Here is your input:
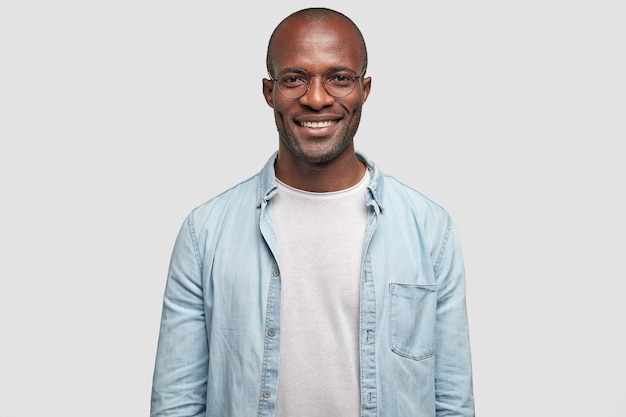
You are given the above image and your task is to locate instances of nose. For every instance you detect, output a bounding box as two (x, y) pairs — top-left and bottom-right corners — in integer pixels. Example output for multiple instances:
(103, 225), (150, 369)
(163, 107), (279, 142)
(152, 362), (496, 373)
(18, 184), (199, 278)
(299, 74), (335, 110)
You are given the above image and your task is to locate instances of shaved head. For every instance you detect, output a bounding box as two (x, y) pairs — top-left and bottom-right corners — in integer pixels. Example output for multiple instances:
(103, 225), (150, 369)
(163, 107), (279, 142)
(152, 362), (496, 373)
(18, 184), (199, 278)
(266, 8), (368, 77)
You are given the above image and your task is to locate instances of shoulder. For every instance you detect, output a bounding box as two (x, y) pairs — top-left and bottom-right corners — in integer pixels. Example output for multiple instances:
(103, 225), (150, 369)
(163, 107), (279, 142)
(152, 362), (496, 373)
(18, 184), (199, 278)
(188, 172), (261, 230)
(380, 173), (450, 221)
(359, 151), (449, 221)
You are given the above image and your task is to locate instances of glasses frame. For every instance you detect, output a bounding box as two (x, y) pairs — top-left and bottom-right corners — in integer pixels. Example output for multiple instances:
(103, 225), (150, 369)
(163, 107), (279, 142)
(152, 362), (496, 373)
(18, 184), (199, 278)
(269, 67), (367, 99)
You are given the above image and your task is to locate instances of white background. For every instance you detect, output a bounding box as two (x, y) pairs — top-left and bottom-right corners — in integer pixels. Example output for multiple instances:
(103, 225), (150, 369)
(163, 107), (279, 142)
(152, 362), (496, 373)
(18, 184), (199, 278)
(1, 1), (624, 416)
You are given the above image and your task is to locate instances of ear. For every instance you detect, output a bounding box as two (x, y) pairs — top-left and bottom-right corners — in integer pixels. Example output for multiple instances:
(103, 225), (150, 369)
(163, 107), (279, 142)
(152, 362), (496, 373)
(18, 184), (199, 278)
(361, 76), (372, 103)
(262, 78), (275, 108)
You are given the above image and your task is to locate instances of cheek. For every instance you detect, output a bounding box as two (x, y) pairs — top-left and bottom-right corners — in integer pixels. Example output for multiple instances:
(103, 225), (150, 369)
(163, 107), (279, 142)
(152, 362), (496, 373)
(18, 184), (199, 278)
(276, 104), (288, 117)
(344, 92), (365, 112)
(345, 100), (363, 117)
(273, 107), (291, 132)
(272, 98), (293, 118)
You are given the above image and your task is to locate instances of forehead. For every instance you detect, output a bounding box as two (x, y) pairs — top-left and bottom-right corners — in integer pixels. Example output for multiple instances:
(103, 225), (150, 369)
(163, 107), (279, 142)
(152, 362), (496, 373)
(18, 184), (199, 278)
(270, 17), (364, 73)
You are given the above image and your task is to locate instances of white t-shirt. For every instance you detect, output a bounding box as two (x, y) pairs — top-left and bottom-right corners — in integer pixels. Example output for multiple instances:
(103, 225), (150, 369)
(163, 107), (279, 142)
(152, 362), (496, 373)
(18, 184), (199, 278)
(272, 170), (370, 417)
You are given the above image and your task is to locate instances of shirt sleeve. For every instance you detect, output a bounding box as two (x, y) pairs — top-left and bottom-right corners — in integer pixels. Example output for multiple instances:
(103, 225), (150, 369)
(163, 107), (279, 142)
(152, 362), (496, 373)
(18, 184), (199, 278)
(434, 215), (475, 416)
(150, 212), (209, 417)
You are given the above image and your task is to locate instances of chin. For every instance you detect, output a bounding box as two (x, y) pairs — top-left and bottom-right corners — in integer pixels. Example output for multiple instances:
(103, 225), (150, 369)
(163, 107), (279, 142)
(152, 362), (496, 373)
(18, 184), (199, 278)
(290, 139), (351, 165)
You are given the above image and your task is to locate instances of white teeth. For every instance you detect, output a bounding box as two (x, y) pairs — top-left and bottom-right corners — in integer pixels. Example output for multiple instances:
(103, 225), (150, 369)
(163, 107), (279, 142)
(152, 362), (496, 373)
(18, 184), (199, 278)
(300, 120), (335, 128)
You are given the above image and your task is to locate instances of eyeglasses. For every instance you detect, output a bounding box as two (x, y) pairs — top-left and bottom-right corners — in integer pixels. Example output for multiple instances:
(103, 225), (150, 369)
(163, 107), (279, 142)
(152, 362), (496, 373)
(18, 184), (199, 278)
(270, 67), (366, 99)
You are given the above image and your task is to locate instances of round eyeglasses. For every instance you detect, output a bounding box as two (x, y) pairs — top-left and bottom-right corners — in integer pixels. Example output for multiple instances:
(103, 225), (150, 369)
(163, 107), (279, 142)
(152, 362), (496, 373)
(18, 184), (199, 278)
(270, 67), (366, 99)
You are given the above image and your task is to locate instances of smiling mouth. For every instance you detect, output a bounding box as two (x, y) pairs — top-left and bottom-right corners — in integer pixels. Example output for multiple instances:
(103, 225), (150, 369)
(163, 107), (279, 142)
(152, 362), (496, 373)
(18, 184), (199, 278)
(298, 120), (336, 128)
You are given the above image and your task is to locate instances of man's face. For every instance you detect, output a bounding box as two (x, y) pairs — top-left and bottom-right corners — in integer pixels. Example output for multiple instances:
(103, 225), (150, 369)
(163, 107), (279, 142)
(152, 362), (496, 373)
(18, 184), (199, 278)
(263, 18), (371, 165)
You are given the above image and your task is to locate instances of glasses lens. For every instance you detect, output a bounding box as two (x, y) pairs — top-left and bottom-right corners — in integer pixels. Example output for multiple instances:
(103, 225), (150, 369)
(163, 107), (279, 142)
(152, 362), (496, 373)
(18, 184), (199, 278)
(276, 70), (310, 99)
(323, 69), (357, 98)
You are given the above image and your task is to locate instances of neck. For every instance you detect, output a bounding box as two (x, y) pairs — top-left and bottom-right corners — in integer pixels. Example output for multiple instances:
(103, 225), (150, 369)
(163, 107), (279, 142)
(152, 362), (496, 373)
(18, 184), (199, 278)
(275, 148), (366, 192)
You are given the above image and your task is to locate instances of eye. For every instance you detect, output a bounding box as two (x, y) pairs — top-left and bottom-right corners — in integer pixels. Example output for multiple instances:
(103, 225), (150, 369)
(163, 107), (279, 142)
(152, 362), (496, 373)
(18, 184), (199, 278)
(279, 73), (308, 88)
(326, 72), (355, 86)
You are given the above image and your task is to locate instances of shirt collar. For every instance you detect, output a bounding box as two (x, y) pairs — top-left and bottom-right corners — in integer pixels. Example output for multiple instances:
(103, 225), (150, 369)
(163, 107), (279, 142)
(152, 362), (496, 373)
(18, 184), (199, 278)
(256, 151), (384, 211)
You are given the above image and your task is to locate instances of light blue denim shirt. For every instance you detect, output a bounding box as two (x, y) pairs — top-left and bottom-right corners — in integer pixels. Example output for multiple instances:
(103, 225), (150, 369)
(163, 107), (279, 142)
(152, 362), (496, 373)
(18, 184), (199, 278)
(151, 152), (474, 417)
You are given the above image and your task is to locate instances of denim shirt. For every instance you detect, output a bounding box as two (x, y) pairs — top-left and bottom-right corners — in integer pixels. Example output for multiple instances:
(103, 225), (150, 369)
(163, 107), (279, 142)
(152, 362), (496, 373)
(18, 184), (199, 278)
(151, 152), (475, 417)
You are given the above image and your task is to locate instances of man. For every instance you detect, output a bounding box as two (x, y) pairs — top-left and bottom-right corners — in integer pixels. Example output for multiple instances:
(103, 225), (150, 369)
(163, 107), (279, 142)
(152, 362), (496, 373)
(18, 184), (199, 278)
(151, 7), (474, 417)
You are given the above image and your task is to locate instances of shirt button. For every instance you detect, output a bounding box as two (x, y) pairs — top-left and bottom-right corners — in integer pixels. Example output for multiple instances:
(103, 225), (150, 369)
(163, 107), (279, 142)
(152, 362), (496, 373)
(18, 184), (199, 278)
(267, 328), (276, 337)
(272, 268), (280, 277)
(263, 390), (271, 398)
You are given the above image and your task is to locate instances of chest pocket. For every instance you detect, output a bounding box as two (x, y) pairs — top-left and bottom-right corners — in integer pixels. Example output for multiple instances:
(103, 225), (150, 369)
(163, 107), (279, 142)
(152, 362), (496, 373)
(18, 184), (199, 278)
(389, 283), (437, 361)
